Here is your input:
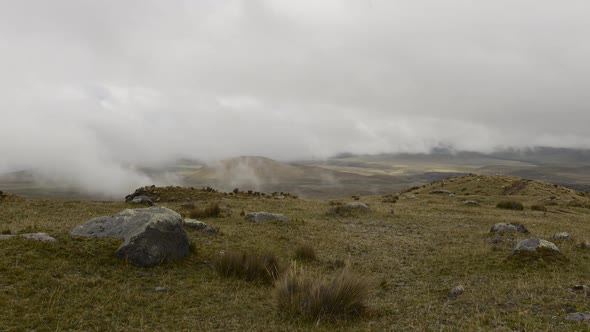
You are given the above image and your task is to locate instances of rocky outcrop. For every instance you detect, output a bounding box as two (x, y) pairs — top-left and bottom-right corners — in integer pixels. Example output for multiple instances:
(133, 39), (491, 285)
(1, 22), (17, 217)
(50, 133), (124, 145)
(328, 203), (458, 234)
(70, 207), (190, 267)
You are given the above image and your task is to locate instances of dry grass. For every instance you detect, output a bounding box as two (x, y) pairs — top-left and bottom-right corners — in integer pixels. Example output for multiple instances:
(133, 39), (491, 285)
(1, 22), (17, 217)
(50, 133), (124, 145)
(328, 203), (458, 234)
(189, 202), (221, 218)
(294, 244), (317, 261)
(531, 204), (548, 212)
(2, 175), (590, 330)
(275, 266), (369, 321)
(496, 200), (524, 210)
(214, 251), (283, 284)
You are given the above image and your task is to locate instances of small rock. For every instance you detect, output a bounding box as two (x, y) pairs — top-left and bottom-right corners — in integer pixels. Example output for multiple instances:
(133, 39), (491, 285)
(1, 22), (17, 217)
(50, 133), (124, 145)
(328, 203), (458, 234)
(572, 285), (590, 294)
(0, 234), (16, 240)
(565, 312), (590, 321)
(462, 200), (479, 206)
(510, 238), (562, 260)
(21, 233), (57, 242)
(490, 223), (529, 234)
(447, 285), (464, 300)
(578, 242), (590, 249)
(131, 195), (154, 206)
(184, 219), (218, 234)
(552, 232), (572, 241)
(154, 287), (168, 293)
(430, 190), (452, 195)
(274, 195), (285, 200)
(449, 194), (456, 197)
(245, 212), (289, 223)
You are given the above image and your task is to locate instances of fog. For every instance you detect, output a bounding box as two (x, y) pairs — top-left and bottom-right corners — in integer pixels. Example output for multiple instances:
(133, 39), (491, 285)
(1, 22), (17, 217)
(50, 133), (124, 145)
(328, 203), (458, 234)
(1, 0), (590, 195)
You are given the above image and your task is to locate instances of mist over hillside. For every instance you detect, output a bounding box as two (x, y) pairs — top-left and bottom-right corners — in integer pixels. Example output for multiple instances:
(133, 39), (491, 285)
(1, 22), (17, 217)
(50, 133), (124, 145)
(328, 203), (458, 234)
(2, 147), (590, 199)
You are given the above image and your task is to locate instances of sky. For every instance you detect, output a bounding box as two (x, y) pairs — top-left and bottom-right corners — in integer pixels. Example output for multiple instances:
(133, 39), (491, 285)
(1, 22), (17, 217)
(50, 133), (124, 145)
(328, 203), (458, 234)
(1, 0), (590, 195)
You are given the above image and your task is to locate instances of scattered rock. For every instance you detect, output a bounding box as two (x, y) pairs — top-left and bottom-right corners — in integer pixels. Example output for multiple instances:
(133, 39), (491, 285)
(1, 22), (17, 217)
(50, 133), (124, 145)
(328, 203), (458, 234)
(70, 207), (190, 267)
(430, 190), (453, 195)
(447, 285), (464, 300)
(181, 200), (195, 209)
(21, 233), (57, 242)
(571, 285), (590, 294)
(552, 232), (572, 241)
(449, 194), (456, 197)
(131, 195), (154, 206)
(125, 187), (149, 202)
(565, 312), (590, 321)
(245, 212), (289, 223)
(578, 242), (590, 249)
(462, 200), (479, 206)
(184, 219), (218, 234)
(0, 234), (16, 240)
(274, 195), (285, 200)
(490, 223), (529, 234)
(510, 238), (562, 260)
(154, 287), (168, 293)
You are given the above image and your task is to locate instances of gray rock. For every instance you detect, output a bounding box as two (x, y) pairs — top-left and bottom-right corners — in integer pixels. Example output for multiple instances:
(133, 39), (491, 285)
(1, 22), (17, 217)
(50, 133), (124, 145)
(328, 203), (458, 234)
(344, 202), (369, 210)
(565, 312), (590, 321)
(154, 287), (168, 292)
(430, 190), (452, 195)
(21, 233), (57, 242)
(571, 285), (590, 293)
(511, 238), (561, 258)
(71, 207), (190, 267)
(184, 219), (217, 234)
(578, 242), (590, 249)
(462, 200), (480, 206)
(245, 212), (289, 223)
(0, 234), (16, 240)
(447, 285), (464, 300)
(131, 195), (154, 206)
(490, 223), (529, 234)
(552, 232), (572, 241)
(274, 195), (285, 200)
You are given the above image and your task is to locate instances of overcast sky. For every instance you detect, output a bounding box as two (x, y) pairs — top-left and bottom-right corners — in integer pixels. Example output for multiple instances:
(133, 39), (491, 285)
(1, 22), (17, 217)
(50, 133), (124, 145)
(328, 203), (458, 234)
(1, 0), (590, 194)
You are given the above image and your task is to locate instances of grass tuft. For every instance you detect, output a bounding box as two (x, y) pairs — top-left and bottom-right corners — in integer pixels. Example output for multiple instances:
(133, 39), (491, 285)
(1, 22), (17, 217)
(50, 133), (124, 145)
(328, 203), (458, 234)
(294, 244), (317, 261)
(214, 251), (283, 284)
(189, 203), (221, 218)
(496, 200), (524, 210)
(275, 266), (369, 321)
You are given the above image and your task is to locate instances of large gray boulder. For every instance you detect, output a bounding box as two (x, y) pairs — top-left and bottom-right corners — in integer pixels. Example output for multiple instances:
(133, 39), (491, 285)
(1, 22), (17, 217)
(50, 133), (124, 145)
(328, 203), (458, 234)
(245, 212), (289, 223)
(71, 207), (189, 267)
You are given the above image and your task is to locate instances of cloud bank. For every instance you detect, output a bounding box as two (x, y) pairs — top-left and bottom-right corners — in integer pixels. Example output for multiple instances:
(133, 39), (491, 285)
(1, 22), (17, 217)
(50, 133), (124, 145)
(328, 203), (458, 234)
(1, 0), (590, 195)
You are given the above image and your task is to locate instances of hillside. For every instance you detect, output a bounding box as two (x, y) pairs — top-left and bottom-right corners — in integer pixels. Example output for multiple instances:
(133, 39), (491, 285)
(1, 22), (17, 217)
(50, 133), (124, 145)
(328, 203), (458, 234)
(2, 175), (590, 330)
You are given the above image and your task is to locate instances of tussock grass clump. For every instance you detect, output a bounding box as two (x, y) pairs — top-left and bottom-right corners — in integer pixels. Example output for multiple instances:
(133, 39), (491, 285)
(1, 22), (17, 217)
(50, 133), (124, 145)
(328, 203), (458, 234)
(294, 244), (317, 261)
(496, 200), (524, 211)
(275, 267), (369, 321)
(214, 251), (282, 284)
(531, 204), (547, 212)
(567, 200), (590, 209)
(189, 202), (221, 218)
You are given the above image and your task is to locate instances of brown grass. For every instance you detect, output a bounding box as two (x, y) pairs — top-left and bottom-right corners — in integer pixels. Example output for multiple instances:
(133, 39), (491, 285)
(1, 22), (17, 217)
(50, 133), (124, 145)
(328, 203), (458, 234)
(294, 244), (317, 261)
(214, 251), (283, 284)
(496, 200), (524, 210)
(189, 202), (221, 218)
(275, 266), (369, 321)
(531, 204), (547, 212)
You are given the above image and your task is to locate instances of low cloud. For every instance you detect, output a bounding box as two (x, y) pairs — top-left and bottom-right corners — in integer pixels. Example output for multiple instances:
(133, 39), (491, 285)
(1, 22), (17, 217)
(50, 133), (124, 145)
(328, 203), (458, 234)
(1, 1), (589, 196)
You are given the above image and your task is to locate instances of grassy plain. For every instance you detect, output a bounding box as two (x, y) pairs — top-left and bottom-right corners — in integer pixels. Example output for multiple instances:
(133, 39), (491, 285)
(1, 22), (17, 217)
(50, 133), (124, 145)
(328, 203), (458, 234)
(1, 175), (590, 330)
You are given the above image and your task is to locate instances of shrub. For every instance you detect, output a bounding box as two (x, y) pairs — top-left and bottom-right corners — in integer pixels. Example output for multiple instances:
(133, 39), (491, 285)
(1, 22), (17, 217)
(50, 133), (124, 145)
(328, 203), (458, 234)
(294, 244), (317, 261)
(496, 200), (524, 210)
(214, 251), (282, 284)
(189, 203), (221, 218)
(275, 266), (369, 321)
(531, 204), (547, 212)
